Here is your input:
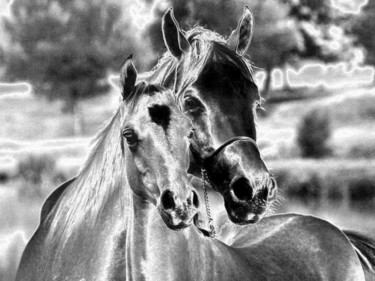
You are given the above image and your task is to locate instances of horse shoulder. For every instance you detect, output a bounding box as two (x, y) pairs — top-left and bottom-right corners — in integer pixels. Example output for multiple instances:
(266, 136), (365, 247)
(231, 214), (365, 280)
(39, 177), (76, 223)
(277, 214), (365, 280)
(258, 213), (360, 257)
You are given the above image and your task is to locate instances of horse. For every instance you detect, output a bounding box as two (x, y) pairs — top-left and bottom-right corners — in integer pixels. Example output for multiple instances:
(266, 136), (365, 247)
(142, 6), (277, 230)
(153, 8), (375, 279)
(15, 56), (199, 280)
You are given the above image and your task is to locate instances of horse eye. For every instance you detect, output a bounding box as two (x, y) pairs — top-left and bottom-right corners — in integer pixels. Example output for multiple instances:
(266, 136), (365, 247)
(187, 129), (194, 139)
(184, 96), (201, 109)
(123, 129), (138, 146)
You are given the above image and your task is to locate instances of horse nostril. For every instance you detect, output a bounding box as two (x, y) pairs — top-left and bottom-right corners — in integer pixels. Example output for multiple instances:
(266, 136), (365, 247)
(232, 177), (253, 201)
(186, 190), (199, 208)
(161, 190), (176, 210)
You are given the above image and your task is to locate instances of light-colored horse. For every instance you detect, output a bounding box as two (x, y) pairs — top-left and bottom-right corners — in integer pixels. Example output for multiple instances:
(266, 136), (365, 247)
(16, 57), (198, 280)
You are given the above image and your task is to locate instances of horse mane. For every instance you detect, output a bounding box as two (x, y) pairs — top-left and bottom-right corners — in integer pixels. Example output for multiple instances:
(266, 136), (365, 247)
(48, 105), (128, 239)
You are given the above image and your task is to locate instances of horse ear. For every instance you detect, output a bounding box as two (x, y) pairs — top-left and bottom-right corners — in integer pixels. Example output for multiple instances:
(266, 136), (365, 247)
(173, 63), (184, 95)
(227, 5), (254, 56)
(162, 7), (190, 59)
(120, 54), (137, 100)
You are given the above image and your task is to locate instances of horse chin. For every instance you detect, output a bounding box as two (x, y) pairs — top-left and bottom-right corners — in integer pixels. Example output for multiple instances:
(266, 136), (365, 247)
(228, 211), (262, 225)
(158, 208), (193, 231)
(224, 199), (265, 225)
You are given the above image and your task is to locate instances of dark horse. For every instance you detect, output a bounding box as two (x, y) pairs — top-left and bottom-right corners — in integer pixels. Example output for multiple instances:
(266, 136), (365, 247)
(149, 6), (375, 277)
(16, 57), (199, 280)
(142, 7), (277, 227)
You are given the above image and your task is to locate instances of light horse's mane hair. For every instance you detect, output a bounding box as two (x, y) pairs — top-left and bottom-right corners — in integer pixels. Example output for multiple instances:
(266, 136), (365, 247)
(48, 82), (168, 239)
(143, 26), (260, 109)
(48, 106), (127, 239)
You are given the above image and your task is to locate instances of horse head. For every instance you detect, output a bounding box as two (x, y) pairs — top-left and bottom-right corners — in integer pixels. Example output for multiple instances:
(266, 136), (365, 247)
(119, 56), (199, 230)
(162, 7), (277, 225)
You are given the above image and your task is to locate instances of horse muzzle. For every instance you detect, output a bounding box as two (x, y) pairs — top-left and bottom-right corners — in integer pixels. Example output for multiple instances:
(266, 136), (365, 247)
(158, 189), (200, 230)
(202, 137), (277, 225)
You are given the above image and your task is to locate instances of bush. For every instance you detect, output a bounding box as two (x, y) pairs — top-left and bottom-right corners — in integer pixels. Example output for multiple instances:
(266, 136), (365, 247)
(297, 109), (331, 158)
(17, 153), (57, 199)
(269, 159), (375, 212)
(347, 144), (375, 159)
(349, 179), (375, 210)
(275, 168), (321, 205)
(0, 171), (10, 183)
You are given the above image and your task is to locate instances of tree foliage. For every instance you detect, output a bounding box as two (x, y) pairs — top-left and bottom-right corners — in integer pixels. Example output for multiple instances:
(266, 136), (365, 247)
(286, 0), (357, 62)
(297, 109), (331, 158)
(249, 0), (303, 97)
(1, 0), (136, 111)
(349, 1), (375, 66)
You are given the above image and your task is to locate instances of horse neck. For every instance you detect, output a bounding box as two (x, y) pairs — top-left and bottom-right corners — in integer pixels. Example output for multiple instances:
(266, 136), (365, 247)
(125, 192), (196, 280)
(48, 108), (128, 241)
(125, 192), (244, 281)
(125, 193), (151, 280)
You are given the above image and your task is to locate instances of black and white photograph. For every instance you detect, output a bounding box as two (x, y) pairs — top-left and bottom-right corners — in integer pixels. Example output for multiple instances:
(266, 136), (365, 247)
(0, 0), (374, 280)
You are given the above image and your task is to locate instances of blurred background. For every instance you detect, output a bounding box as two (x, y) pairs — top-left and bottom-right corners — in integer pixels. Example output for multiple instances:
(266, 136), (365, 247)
(0, 0), (374, 280)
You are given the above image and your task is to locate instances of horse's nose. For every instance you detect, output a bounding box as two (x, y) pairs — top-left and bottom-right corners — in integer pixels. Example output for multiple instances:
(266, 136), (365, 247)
(187, 190), (200, 209)
(160, 189), (199, 226)
(161, 189), (176, 210)
(230, 177), (254, 202)
(161, 189), (199, 210)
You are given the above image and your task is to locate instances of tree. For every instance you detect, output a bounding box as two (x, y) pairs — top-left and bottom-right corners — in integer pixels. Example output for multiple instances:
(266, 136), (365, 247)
(1, 0), (137, 134)
(286, 0), (356, 62)
(297, 109), (331, 158)
(349, 1), (375, 68)
(253, 0), (360, 98)
(249, 0), (304, 98)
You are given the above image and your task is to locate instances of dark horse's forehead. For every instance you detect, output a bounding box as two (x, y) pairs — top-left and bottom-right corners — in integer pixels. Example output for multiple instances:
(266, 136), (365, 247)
(197, 44), (255, 96)
(175, 39), (257, 102)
